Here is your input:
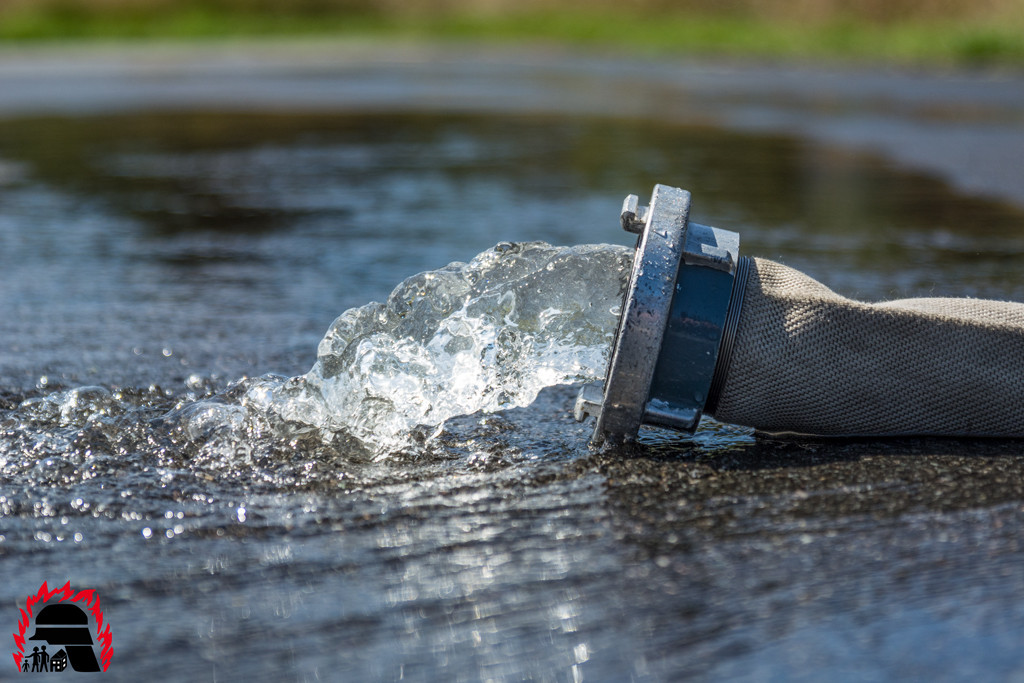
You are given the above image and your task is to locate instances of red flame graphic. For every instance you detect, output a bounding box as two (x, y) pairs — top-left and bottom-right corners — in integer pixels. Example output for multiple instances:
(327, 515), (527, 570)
(11, 581), (113, 672)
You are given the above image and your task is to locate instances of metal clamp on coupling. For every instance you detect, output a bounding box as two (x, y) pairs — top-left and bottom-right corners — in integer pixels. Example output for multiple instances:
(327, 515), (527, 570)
(574, 184), (751, 446)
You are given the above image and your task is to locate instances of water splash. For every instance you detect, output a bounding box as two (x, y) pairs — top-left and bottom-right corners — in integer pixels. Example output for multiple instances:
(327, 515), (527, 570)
(184, 242), (632, 457)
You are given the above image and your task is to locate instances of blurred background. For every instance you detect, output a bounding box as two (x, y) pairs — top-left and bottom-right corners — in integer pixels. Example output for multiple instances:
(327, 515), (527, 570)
(1, 0), (1023, 65)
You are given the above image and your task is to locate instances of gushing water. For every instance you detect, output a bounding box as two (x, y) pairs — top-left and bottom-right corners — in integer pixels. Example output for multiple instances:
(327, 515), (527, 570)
(177, 242), (632, 458)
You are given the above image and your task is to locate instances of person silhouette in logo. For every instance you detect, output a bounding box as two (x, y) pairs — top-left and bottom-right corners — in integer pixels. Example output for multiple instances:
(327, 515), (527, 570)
(28, 603), (101, 672)
(38, 645), (50, 672)
(28, 646), (42, 672)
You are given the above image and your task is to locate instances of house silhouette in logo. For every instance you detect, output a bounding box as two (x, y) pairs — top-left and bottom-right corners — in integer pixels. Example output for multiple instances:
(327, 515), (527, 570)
(29, 603), (101, 672)
(49, 649), (68, 672)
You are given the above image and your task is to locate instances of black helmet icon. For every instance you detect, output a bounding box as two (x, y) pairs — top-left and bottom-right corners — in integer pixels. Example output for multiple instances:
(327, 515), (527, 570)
(29, 603), (101, 672)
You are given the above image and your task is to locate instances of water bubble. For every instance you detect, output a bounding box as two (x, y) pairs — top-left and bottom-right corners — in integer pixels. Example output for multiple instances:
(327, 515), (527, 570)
(57, 386), (116, 426)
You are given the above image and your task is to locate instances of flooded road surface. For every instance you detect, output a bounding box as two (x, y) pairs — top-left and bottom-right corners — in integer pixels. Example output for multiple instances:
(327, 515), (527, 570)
(2, 44), (1024, 681)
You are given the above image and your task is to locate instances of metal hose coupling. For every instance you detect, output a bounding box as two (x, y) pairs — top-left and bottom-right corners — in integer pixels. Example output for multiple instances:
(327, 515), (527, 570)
(574, 184), (751, 446)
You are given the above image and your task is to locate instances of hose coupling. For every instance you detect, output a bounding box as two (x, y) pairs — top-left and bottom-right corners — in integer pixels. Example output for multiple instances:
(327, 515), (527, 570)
(574, 184), (751, 446)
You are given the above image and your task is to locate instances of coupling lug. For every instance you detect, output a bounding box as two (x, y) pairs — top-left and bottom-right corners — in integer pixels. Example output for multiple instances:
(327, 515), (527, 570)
(574, 382), (604, 422)
(620, 194), (649, 234)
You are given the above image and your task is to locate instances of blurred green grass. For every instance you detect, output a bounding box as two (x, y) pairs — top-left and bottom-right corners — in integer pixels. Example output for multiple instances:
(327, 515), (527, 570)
(1, 0), (1023, 66)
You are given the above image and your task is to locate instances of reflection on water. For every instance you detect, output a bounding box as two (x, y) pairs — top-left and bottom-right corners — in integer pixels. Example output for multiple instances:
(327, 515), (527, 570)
(2, 110), (1024, 681)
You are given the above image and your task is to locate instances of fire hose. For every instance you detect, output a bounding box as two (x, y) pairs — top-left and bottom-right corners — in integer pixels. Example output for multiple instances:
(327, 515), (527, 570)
(575, 184), (1024, 444)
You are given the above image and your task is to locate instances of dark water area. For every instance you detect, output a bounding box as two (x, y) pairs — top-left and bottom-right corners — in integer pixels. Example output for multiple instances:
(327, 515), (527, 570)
(3, 54), (1024, 681)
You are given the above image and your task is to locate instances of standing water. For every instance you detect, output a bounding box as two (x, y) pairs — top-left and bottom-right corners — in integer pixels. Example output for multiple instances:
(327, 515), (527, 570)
(3, 54), (1024, 681)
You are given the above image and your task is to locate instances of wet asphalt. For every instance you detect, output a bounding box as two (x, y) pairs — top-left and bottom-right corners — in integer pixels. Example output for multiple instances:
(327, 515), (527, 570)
(1, 42), (1024, 680)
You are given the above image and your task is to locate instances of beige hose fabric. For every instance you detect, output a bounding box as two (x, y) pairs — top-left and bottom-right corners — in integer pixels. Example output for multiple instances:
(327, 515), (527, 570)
(710, 257), (1024, 436)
